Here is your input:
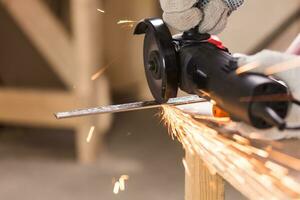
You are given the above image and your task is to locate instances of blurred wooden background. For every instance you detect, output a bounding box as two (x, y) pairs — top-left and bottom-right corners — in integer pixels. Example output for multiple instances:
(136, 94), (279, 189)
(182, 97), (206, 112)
(0, 0), (298, 165)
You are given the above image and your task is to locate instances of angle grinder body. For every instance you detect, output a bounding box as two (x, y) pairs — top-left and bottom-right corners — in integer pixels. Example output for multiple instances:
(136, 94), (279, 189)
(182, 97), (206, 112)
(134, 18), (291, 130)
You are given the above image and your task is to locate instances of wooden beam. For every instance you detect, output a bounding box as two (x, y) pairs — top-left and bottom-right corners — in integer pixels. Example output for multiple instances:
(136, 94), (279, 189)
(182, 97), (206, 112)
(0, 88), (81, 128)
(104, 0), (159, 99)
(267, 18), (300, 52)
(71, 0), (111, 163)
(220, 0), (300, 53)
(185, 152), (225, 200)
(251, 9), (300, 53)
(0, 0), (76, 88)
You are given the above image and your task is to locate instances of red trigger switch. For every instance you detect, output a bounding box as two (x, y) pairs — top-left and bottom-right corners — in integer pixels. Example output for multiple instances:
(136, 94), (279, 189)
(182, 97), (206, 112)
(207, 35), (226, 50)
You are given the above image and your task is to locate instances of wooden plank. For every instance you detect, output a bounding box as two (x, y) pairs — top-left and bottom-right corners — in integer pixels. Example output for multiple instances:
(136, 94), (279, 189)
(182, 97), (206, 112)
(1, 0), (76, 88)
(185, 152), (194, 200)
(0, 88), (81, 128)
(185, 152), (225, 200)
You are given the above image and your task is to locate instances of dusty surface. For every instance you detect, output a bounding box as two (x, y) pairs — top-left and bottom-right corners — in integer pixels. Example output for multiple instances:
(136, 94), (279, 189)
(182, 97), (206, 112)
(0, 110), (245, 200)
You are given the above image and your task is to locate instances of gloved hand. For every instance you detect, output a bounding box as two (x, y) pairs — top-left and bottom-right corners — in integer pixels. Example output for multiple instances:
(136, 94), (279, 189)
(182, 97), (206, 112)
(159, 0), (244, 34)
(236, 49), (300, 140)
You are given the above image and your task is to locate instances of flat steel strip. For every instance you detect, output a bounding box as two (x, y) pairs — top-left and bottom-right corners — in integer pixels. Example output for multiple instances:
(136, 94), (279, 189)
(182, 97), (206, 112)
(55, 95), (206, 119)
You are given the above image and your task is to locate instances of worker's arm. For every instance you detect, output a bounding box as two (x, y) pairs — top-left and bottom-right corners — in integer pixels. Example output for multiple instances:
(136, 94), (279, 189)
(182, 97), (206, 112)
(160, 0), (244, 34)
(237, 37), (300, 140)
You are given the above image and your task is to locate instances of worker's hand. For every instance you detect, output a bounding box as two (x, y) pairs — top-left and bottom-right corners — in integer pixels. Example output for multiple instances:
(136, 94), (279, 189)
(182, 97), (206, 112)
(235, 50), (300, 140)
(159, 0), (244, 34)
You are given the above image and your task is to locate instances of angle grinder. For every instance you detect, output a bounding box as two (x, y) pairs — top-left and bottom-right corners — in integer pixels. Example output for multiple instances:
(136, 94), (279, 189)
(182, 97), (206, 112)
(134, 18), (296, 130)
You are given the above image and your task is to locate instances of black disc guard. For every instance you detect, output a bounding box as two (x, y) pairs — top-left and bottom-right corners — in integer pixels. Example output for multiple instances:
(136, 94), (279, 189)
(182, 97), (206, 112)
(134, 18), (179, 103)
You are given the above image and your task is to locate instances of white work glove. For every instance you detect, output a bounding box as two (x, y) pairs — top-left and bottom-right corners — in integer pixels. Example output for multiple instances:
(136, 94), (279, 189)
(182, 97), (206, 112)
(236, 50), (300, 140)
(160, 0), (244, 34)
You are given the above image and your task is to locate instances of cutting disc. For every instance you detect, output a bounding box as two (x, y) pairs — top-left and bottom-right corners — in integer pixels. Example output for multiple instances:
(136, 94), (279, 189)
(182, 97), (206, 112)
(135, 19), (179, 103)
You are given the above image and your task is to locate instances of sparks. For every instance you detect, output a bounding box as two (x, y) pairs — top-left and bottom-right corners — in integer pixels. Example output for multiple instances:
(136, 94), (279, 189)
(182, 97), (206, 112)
(113, 175), (129, 194)
(91, 66), (109, 81)
(265, 57), (300, 75)
(236, 61), (261, 75)
(182, 158), (191, 176)
(113, 181), (120, 194)
(266, 148), (300, 171)
(91, 59), (117, 81)
(117, 20), (137, 25)
(117, 20), (137, 29)
(236, 57), (300, 75)
(233, 134), (250, 145)
(265, 161), (289, 177)
(161, 105), (300, 199)
(86, 126), (95, 143)
(97, 8), (105, 13)
(119, 175), (129, 191)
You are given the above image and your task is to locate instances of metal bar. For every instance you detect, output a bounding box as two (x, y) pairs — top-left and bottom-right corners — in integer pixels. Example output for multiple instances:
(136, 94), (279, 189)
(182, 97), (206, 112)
(55, 95), (207, 119)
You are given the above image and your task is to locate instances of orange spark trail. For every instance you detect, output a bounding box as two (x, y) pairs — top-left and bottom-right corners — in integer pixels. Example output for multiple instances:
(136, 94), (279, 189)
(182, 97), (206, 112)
(265, 57), (300, 75)
(161, 105), (300, 199)
(113, 181), (120, 194)
(117, 20), (138, 29)
(97, 8), (105, 13)
(117, 20), (137, 25)
(182, 158), (191, 176)
(119, 175), (129, 191)
(91, 59), (117, 81)
(86, 126), (95, 143)
(235, 55), (300, 76)
(91, 66), (109, 81)
(113, 175), (129, 194)
(236, 61), (260, 75)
